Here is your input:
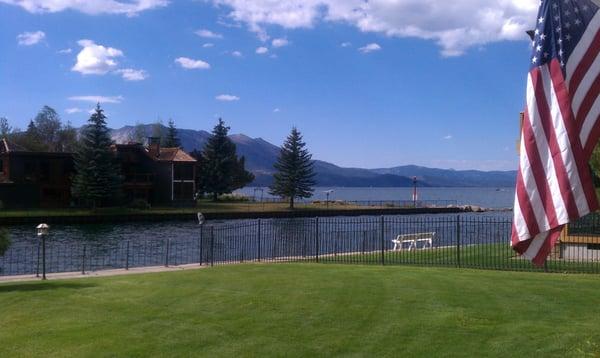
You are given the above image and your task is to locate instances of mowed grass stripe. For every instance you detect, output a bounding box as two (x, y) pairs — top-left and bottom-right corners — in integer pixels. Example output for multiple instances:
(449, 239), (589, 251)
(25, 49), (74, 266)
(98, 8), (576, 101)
(0, 264), (599, 357)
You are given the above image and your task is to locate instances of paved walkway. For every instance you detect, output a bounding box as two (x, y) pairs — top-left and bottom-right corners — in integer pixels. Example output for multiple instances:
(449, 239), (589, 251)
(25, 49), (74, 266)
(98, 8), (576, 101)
(0, 264), (209, 284)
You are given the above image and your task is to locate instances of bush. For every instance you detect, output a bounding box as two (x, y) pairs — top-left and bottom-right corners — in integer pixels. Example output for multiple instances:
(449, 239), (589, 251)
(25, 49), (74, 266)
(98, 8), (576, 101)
(0, 200), (4, 210)
(0, 229), (10, 257)
(128, 199), (151, 210)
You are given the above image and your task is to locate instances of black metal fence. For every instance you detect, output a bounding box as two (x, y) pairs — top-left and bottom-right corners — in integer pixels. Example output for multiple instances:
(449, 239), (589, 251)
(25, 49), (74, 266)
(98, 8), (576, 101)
(3, 214), (600, 277)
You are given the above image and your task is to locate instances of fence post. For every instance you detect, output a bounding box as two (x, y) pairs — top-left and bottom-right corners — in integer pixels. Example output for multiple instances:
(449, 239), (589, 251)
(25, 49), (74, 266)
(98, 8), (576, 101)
(165, 239), (170, 267)
(81, 244), (86, 275)
(199, 226), (203, 266)
(35, 242), (40, 278)
(380, 216), (385, 266)
(456, 215), (461, 268)
(125, 241), (130, 270)
(362, 230), (366, 255)
(41, 234), (47, 280)
(257, 219), (262, 262)
(315, 217), (320, 263)
(210, 226), (215, 267)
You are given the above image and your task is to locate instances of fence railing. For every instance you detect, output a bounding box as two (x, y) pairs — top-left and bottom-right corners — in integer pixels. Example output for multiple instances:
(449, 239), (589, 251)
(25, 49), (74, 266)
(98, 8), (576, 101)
(3, 214), (600, 277)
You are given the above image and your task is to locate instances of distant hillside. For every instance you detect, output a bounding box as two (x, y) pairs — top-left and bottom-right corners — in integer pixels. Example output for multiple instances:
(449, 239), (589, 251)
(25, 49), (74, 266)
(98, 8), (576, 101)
(110, 125), (516, 188)
(371, 165), (517, 187)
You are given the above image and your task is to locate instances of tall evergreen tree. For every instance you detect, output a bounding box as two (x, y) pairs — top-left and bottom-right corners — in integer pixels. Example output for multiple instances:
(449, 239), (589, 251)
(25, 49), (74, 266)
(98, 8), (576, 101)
(164, 118), (181, 147)
(270, 127), (316, 209)
(72, 104), (122, 208)
(194, 118), (254, 201)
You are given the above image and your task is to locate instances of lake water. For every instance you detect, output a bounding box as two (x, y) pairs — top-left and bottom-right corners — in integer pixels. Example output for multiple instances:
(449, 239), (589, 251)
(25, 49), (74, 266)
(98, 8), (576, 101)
(237, 187), (516, 209)
(2, 213), (512, 276)
(1, 186), (517, 276)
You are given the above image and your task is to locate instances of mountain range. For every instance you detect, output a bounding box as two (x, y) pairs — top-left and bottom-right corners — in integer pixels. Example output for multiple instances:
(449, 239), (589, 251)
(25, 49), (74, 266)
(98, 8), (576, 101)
(110, 125), (517, 188)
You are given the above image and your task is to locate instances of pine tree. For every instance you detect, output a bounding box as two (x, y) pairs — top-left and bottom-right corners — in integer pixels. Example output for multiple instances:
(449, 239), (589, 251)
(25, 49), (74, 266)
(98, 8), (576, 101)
(270, 127), (316, 209)
(72, 104), (122, 208)
(164, 119), (181, 147)
(195, 118), (254, 201)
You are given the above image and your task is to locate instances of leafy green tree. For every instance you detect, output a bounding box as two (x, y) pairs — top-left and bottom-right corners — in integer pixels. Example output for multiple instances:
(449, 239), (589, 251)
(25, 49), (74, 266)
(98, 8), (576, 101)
(57, 121), (78, 152)
(7, 107), (77, 152)
(270, 127), (316, 209)
(17, 120), (47, 151)
(164, 119), (181, 147)
(0, 117), (11, 138)
(194, 118), (254, 201)
(34, 106), (62, 151)
(72, 104), (122, 208)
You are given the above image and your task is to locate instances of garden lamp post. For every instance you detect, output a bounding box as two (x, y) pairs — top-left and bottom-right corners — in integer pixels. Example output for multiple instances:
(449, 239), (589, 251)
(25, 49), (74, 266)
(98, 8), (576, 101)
(324, 190), (334, 208)
(412, 177), (418, 208)
(37, 223), (49, 280)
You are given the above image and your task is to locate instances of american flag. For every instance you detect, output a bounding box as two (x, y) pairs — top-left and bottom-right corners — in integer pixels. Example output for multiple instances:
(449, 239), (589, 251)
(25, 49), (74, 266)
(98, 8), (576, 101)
(513, 0), (600, 266)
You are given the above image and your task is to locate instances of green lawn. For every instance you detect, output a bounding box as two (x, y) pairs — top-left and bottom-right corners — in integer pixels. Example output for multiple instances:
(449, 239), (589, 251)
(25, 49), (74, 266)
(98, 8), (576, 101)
(1, 264), (600, 357)
(318, 244), (600, 274)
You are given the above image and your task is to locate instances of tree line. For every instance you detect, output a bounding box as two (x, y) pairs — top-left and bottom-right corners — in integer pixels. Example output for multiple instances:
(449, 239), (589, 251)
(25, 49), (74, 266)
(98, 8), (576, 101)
(2, 105), (317, 209)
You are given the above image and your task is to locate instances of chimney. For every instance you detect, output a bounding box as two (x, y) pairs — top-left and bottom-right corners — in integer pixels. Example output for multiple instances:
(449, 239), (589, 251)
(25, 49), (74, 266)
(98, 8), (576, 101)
(148, 137), (161, 158)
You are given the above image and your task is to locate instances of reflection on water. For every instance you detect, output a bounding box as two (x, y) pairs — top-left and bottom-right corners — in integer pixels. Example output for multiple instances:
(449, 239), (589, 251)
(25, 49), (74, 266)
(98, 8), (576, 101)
(1, 213), (513, 276)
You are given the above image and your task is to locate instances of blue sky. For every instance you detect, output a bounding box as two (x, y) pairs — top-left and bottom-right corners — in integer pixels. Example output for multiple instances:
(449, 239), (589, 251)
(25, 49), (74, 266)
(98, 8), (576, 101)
(0, 0), (540, 171)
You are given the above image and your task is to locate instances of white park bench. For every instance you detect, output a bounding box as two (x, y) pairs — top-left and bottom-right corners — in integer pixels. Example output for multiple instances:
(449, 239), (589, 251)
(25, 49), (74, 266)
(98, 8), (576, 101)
(392, 232), (436, 251)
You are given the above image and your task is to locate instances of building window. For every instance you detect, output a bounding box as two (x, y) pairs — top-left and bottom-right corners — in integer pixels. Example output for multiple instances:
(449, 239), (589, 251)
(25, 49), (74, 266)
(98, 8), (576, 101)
(174, 164), (194, 181)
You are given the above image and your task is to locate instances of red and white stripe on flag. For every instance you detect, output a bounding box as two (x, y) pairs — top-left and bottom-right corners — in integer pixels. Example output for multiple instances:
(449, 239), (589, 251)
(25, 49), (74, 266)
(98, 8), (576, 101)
(512, 3), (600, 266)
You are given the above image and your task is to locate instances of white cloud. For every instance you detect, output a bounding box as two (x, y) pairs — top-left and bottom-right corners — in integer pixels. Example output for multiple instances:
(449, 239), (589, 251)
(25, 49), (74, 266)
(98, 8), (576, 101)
(271, 38), (289, 48)
(216, 94), (240, 101)
(358, 43), (381, 53)
(443, 135), (453, 140)
(231, 50), (243, 57)
(58, 48), (72, 54)
(340, 42), (351, 47)
(72, 39), (123, 75)
(116, 68), (148, 81)
(0, 0), (168, 16)
(273, 108), (280, 113)
(17, 31), (45, 46)
(256, 46), (269, 54)
(195, 29), (223, 39)
(68, 95), (124, 104)
(210, 0), (538, 56)
(203, 43), (214, 48)
(175, 57), (211, 70)
(65, 107), (82, 114)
